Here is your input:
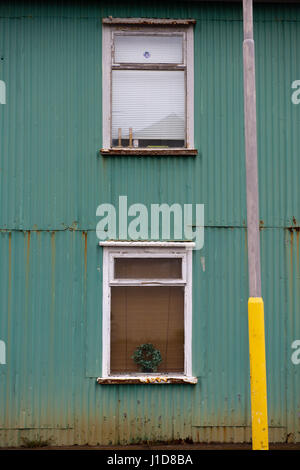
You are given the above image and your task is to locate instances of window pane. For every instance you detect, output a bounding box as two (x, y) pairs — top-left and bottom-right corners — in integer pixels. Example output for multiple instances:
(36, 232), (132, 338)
(114, 34), (183, 64)
(110, 286), (184, 374)
(114, 258), (182, 279)
(112, 70), (185, 148)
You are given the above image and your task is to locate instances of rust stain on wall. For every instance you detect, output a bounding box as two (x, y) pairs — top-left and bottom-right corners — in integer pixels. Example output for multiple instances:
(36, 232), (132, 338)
(290, 229), (294, 282)
(25, 231), (31, 313)
(8, 232), (11, 310)
(83, 231), (87, 277)
(51, 231), (56, 313)
(297, 230), (300, 276)
(7, 232), (12, 368)
(26, 231), (31, 266)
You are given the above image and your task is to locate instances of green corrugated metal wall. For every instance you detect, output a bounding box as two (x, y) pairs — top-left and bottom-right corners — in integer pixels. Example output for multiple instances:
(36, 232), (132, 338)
(0, 1), (300, 445)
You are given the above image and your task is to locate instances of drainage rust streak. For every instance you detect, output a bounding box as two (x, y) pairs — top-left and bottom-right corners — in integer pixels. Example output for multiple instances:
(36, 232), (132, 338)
(51, 231), (56, 314)
(25, 231), (31, 312)
(83, 231), (87, 277)
(290, 229), (294, 287)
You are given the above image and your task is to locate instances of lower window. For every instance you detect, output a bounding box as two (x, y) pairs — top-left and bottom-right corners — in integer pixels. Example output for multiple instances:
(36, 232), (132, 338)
(111, 286), (184, 374)
(100, 242), (193, 380)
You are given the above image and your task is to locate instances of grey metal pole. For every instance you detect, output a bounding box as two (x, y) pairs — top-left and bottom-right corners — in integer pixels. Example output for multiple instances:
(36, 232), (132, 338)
(243, 0), (268, 450)
(243, 0), (261, 297)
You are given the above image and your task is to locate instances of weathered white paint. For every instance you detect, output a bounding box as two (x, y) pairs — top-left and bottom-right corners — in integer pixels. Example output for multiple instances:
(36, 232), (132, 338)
(101, 20), (195, 151)
(99, 241), (195, 248)
(97, 375), (198, 384)
(100, 242), (193, 379)
(102, 24), (112, 150)
(102, 18), (196, 25)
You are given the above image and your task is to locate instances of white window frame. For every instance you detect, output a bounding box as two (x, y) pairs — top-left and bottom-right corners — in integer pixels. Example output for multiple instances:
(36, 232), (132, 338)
(101, 18), (196, 156)
(99, 241), (196, 383)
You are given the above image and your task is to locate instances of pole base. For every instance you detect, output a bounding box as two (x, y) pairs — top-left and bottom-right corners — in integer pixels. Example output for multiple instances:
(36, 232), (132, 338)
(248, 297), (269, 450)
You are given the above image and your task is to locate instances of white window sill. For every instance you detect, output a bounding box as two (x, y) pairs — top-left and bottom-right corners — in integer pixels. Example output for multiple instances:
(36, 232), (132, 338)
(99, 241), (195, 248)
(100, 148), (198, 157)
(97, 375), (198, 385)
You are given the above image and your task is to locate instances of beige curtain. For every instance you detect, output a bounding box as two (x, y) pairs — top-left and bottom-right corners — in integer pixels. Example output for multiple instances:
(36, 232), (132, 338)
(110, 286), (184, 373)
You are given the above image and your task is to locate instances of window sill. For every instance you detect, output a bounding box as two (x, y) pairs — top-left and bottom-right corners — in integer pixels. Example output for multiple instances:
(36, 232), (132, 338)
(97, 375), (198, 385)
(100, 148), (198, 157)
(102, 18), (196, 26)
(99, 241), (195, 248)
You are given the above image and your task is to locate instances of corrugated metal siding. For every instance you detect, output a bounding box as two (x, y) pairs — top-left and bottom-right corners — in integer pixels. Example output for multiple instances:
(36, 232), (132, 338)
(1, 228), (297, 445)
(0, 15), (103, 230)
(1, 3), (300, 228)
(255, 19), (300, 227)
(285, 228), (300, 442)
(0, 1), (300, 446)
(0, 229), (250, 444)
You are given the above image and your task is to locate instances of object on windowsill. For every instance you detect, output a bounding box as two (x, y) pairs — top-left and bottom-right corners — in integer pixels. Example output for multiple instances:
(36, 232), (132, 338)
(118, 128), (122, 147)
(129, 127), (133, 148)
(132, 343), (162, 373)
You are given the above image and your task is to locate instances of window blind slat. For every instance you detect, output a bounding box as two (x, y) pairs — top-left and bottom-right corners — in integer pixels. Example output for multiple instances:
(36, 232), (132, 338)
(112, 70), (185, 141)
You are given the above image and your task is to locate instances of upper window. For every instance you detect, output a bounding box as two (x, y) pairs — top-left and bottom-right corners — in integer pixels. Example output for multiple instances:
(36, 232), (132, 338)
(101, 18), (197, 156)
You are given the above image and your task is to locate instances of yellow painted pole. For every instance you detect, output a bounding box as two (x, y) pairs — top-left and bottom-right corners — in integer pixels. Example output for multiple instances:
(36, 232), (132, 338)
(243, 0), (269, 450)
(248, 298), (269, 450)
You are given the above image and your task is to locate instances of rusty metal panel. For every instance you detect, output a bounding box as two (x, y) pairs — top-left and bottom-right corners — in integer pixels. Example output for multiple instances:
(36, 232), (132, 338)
(0, 2), (299, 229)
(255, 16), (300, 228)
(0, 1), (300, 447)
(285, 228), (300, 443)
(1, 227), (298, 446)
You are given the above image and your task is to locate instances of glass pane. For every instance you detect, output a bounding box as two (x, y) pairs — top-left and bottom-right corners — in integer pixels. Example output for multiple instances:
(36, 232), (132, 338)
(114, 34), (183, 64)
(114, 258), (182, 279)
(110, 286), (184, 374)
(112, 70), (185, 148)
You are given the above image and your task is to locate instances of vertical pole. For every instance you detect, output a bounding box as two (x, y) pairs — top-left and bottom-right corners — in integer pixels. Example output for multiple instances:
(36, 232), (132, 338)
(242, 0), (269, 450)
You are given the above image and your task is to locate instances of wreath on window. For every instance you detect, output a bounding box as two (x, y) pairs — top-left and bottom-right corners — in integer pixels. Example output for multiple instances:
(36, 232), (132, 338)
(132, 343), (162, 373)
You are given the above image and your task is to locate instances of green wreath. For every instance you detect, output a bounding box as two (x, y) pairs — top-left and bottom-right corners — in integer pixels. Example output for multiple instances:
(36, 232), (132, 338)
(132, 343), (162, 373)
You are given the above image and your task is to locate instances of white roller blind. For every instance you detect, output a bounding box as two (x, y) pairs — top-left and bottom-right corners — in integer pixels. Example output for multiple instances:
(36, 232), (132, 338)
(114, 34), (183, 64)
(112, 70), (185, 140)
